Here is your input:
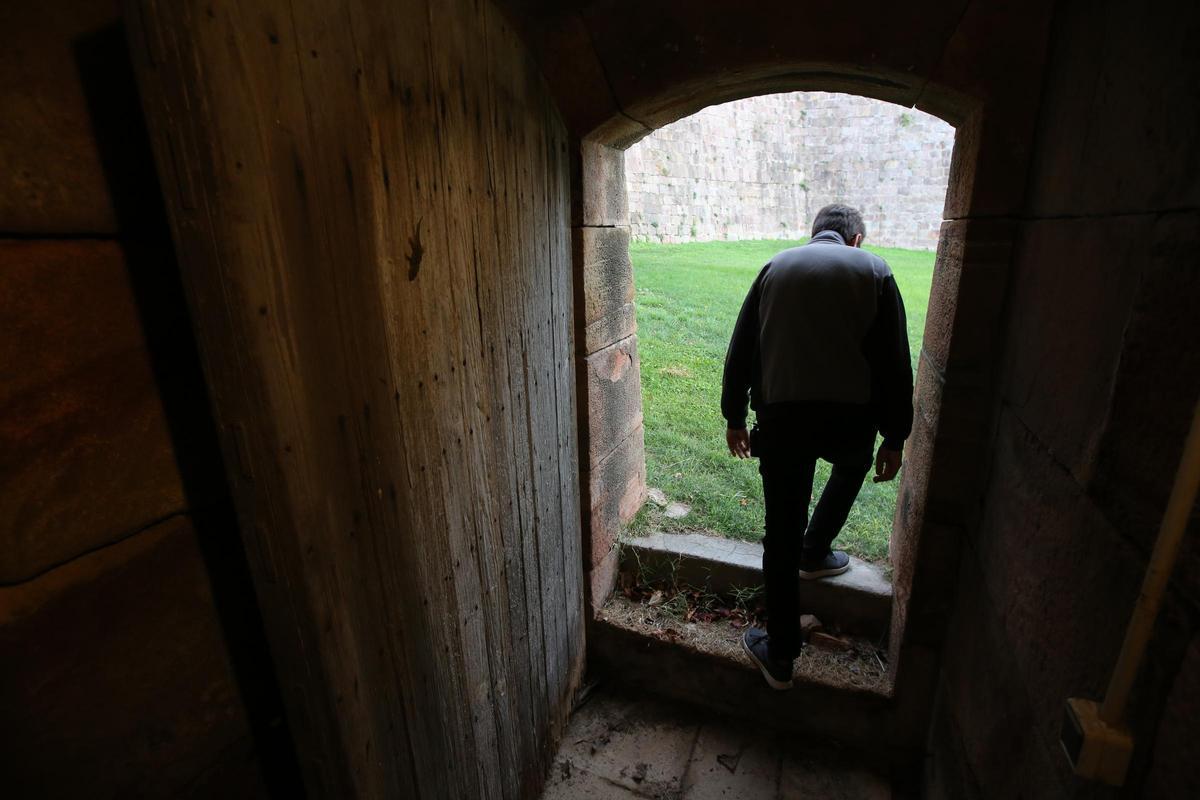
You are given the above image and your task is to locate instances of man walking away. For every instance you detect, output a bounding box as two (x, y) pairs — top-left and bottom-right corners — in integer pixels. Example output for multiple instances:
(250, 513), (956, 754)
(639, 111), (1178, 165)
(721, 203), (914, 690)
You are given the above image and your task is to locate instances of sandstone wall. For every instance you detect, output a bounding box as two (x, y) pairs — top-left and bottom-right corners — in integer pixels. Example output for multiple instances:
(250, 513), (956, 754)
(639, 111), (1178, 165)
(0, 4), (298, 796)
(624, 92), (954, 250)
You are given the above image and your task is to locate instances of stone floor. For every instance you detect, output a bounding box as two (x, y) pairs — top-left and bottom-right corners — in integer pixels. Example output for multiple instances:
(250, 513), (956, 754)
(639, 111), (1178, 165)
(541, 683), (895, 799)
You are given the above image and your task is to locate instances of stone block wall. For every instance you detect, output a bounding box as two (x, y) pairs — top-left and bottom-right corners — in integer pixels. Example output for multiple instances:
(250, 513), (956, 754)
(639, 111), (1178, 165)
(0, 6), (298, 796)
(625, 92), (954, 250)
(574, 141), (648, 614)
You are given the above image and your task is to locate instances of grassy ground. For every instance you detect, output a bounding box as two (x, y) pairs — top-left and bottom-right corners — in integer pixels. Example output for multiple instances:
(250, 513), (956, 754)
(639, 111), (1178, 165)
(628, 238), (934, 562)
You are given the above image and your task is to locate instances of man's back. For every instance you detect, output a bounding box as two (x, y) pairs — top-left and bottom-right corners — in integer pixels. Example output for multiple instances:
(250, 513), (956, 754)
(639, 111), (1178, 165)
(720, 226), (913, 452)
(757, 232), (894, 407)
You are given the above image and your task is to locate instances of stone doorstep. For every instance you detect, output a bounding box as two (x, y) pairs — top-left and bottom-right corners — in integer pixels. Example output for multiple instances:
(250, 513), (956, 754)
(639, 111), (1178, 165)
(586, 621), (919, 764)
(621, 532), (892, 640)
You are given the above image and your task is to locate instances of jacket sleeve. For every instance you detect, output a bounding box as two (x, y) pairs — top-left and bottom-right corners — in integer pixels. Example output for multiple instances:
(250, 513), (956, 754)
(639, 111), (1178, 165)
(865, 274), (914, 450)
(721, 264), (768, 429)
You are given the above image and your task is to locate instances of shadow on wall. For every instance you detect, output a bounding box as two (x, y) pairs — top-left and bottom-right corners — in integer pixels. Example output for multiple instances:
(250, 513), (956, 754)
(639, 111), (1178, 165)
(624, 91), (954, 250)
(73, 22), (304, 797)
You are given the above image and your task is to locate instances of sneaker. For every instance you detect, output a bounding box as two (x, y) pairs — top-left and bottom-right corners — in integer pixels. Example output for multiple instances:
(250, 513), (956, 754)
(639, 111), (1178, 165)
(798, 550), (851, 580)
(741, 627), (794, 690)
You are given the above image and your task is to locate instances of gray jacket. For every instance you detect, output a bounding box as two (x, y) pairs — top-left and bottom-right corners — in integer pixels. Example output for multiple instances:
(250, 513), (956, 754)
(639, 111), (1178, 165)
(720, 230), (914, 450)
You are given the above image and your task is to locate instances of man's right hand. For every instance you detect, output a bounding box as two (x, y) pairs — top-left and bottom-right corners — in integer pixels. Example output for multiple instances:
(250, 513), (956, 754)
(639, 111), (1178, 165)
(726, 427), (751, 459)
(873, 446), (902, 482)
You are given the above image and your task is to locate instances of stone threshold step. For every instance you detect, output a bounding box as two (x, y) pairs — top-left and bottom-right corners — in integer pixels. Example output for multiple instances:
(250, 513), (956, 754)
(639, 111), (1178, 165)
(587, 617), (923, 765)
(621, 531), (892, 639)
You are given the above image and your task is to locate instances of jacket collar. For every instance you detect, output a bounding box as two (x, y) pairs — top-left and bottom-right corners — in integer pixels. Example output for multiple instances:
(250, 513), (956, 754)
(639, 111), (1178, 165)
(810, 230), (846, 245)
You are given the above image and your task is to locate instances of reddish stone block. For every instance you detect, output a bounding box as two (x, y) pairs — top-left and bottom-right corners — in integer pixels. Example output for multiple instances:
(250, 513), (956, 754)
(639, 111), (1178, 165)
(579, 139), (629, 227)
(920, 219), (964, 374)
(0, 516), (269, 797)
(583, 302), (638, 358)
(586, 547), (620, 615)
(0, 240), (187, 583)
(583, 335), (644, 467)
(935, 109), (981, 221)
(573, 225), (636, 354)
(889, 406), (935, 583)
(0, 1), (123, 233)
(913, 352), (944, 432)
(585, 424), (646, 569)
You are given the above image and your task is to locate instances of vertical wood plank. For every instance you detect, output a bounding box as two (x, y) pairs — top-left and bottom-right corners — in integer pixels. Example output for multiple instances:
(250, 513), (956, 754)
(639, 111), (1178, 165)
(126, 0), (584, 796)
(126, 0), (585, 796)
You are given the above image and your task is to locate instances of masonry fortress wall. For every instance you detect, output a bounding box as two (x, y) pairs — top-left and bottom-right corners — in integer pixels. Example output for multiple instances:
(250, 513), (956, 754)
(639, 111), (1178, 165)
(624, 92), (955, 251)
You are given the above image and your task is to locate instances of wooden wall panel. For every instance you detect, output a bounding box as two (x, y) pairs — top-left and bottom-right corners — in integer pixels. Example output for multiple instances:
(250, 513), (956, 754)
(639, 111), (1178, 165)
(126, 1), (584, 796)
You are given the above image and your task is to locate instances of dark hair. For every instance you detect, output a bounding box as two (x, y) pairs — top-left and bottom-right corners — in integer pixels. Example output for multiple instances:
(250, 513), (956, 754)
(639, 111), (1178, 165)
(811, 203), (866, 242)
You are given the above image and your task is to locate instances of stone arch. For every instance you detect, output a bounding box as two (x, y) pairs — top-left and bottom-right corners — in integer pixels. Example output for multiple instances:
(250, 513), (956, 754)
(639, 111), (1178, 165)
(572, 60), (1012, 726)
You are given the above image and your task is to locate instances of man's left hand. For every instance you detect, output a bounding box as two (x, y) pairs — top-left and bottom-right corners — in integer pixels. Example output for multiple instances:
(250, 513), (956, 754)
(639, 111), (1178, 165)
(726, 427), (751, 459)
(873, 446), (902, 482)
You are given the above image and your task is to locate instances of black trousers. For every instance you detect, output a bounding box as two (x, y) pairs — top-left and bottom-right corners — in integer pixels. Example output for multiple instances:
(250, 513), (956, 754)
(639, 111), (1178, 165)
(753, 404), (875, 661)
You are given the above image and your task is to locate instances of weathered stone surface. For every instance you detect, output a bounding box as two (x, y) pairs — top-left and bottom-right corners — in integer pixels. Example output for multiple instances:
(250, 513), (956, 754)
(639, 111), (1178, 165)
(1024, 0), (1200, 217)
(890, 519), (964, 649)
(625, 93), (954, 250)
(888, 402), (971, 649)
(921, 218), (1016, 377)
(622, 532), (892, 637)
(683, 724), (780, 800)
(555, 688), (699, 797)
(542, 762), (638, 798)
(583, 301), (638, 357)
(779, 743), (892, 799)
(0, 516), (269, 798)
(1000, 215), (1151, 482)
(575, 224), (636, 353)
(586, 547), (621, 615)
(584, 335), (645, 465)
(1089, 212), (1200, 575)
(934, 554), (1070, 798)
(888, 401), (935, 589)
(1144, 633), (1200, 799)
(586, 424), (647, 568)
(587, 621), (907, 758)
(922, 0), (1054, 217)
(580, 139), (629, 227)
(0, 2), (122, 233)
(579, 1), (956, 129)
(919, 221), (962, 371)
(0, 240), (187, 583)
(515, 13), (626, 153)
(912, 351), (944, 433)
(967, 408), (1148, 787)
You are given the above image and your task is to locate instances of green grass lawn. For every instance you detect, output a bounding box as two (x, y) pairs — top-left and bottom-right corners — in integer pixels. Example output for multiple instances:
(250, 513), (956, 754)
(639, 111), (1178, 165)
(628, 238), (935, 563)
